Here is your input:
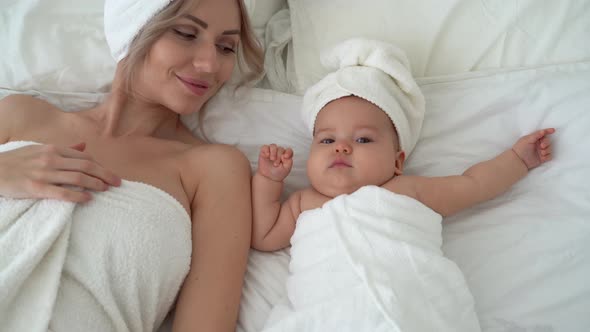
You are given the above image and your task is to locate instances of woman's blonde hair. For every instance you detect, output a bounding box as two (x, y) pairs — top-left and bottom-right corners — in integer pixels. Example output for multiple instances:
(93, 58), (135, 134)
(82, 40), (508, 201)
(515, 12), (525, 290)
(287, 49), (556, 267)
(120, 0), (264, 94)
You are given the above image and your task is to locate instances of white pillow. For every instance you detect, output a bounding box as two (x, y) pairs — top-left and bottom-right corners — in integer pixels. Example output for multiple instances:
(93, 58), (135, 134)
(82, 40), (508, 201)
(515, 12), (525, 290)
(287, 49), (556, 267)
(281, 0), (590, 94)
(0, 0), (285, 93)
(243, 0), (286, 48)
(0, 0), (114, 92)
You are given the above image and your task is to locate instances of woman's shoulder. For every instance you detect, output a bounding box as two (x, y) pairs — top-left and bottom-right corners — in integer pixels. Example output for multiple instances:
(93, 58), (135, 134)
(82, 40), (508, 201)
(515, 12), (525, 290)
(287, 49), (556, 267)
(0, 95), (63, 137)
(176, 143), (251, 204)
(0, 94), (61, 114)
(179, 143), (251, 181)
(184, 142), (247, 158)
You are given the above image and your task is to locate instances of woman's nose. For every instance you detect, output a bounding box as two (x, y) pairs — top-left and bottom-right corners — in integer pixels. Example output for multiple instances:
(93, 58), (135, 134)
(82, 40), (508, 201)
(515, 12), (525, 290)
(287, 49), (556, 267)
(193, 42), (220, 73)
(335, 141), (352, 154)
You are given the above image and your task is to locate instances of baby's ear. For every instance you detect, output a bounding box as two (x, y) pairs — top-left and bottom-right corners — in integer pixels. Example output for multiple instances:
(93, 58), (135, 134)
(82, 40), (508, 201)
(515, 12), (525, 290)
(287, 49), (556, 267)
(394, 150), (406, 175)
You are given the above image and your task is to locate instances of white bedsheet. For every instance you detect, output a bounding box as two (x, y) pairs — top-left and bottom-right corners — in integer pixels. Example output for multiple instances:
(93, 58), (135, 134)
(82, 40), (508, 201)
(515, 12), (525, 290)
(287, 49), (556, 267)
(1, 61), (589, 332)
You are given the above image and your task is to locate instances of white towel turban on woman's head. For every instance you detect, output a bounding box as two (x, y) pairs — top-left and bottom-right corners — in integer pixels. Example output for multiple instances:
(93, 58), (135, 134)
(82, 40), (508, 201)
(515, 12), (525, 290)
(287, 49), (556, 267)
(104, 0), (175, 62)
(301, 38), (425, 156)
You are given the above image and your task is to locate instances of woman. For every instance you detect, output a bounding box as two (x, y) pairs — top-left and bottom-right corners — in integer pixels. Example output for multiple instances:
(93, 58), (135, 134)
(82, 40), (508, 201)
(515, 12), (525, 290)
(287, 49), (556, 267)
(0, 0), (263, 330)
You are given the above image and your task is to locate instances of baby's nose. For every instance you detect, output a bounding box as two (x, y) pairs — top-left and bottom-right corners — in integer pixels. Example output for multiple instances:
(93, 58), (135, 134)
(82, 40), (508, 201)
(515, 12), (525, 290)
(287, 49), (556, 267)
(335, 142), (351, 154)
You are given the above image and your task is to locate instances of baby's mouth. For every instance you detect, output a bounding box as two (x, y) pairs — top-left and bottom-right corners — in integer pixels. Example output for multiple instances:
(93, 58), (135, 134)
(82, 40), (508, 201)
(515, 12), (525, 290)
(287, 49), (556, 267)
(329, 159), (352, 168)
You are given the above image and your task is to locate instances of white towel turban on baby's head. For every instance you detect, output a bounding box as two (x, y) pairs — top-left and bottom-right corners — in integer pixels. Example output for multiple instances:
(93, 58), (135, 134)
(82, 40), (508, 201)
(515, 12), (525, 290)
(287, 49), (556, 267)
(104, 0), (174, 62)
(301, 38), (425, 156)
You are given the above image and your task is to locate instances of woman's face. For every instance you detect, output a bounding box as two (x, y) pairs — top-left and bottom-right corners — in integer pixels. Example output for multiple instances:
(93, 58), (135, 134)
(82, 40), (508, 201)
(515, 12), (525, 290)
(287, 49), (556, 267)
(137, 0), (241, 114)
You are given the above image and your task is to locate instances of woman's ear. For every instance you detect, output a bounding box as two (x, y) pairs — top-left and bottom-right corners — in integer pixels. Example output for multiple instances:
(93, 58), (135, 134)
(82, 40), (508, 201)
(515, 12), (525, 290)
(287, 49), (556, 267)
(394, 150), (405, 175)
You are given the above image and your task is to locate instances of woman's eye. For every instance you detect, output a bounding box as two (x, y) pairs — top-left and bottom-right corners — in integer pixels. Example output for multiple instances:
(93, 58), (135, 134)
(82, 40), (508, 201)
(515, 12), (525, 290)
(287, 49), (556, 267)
(356, 137), (372, 143)
(173, 29), (196, 40)
(320, 138), (334, 144)
(217, 44), (236, 55)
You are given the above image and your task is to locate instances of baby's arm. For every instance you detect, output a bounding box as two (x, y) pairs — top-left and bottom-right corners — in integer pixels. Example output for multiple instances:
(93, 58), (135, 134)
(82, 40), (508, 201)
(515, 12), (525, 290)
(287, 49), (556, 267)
(251, 144), (300, 251)
(388, 128), (555, 217)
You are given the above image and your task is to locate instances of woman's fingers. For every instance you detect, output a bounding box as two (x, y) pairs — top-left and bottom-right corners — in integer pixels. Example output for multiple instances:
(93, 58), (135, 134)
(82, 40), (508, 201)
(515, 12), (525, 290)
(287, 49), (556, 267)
(26, 168), (109, 195)
(35, 184), (93, 203)
(55, 146), (121, 186)
(50, 170), (111, 192)
(0, 144), (121, 201)
(55, 157), (120, 187)
(69, 142), (87, 152)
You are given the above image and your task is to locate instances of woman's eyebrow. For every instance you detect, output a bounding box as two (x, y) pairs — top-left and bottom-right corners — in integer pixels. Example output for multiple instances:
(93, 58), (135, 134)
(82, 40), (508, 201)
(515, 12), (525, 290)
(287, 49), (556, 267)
(183, 14), (207, 28)
(182, 14), (240, 35)
(222, 29), (240, 35)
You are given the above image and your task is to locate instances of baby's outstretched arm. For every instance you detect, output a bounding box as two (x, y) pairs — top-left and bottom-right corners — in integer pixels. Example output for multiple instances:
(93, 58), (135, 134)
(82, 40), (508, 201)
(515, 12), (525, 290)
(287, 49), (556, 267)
(387, 128), (555, 217)
(251, 144), (299, 251)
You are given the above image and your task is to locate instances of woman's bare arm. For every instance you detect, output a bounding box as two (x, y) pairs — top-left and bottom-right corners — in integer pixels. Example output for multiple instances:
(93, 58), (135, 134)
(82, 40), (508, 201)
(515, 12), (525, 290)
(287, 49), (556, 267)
(0, 94), (32, 143)
(172, 145), (252, 332)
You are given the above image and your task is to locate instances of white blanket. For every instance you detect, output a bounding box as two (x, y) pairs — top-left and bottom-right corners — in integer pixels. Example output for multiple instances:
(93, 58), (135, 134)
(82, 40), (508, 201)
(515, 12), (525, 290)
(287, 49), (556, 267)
(0, 141), (192, 332)
(263, 185), (481, 332)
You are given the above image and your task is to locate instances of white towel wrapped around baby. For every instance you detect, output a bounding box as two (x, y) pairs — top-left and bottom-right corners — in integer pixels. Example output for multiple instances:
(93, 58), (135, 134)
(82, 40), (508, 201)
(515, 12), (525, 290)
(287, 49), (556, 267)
(263, 185), (481, 332)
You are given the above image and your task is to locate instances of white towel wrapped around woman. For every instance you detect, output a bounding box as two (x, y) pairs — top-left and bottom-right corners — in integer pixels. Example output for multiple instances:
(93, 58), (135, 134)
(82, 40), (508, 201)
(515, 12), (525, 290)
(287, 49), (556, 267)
(0, 141), (191, 332)
(262, 185), (481, 332)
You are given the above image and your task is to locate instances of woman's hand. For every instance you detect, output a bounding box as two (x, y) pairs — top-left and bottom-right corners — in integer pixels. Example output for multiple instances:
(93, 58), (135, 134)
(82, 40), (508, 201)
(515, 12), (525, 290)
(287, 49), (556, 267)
(256, 144), (293, 182)
(512, 128), (555, 170)
(0, 142), (121, 202)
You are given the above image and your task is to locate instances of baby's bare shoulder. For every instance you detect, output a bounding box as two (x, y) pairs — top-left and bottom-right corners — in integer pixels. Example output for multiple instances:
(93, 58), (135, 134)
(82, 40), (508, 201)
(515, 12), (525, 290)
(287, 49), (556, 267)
(383, 175), (422, 200)
(297, 187), (331, 212)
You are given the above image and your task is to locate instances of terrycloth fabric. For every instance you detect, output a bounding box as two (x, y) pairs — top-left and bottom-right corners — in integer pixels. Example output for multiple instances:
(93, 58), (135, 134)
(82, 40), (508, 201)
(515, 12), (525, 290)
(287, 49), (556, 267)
(262, 185), (481, 332)
(104, 0), (174, 62)
(301, 38), (425, 156)
(0, 141), (191, 332)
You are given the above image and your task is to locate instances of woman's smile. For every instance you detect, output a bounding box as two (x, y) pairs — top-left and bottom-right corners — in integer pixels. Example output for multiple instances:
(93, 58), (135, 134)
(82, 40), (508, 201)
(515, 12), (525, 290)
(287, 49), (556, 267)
(176, 74), (211, 96)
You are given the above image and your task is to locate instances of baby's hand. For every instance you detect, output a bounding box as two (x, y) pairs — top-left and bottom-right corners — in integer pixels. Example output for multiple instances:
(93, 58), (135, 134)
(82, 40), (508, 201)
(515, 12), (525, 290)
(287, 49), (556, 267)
(257, 144), (294, 182)
(512, 128), (555, 170)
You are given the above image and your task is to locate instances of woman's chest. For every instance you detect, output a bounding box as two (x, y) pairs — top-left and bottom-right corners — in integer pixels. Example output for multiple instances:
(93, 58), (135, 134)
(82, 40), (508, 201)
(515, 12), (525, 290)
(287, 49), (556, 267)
(14, 127), (193, 214)
(84, 139), (192, 214)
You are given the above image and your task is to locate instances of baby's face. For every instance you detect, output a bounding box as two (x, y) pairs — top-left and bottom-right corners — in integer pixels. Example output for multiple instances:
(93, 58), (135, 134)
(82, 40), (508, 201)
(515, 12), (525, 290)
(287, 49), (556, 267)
(307, 96), (405, 198)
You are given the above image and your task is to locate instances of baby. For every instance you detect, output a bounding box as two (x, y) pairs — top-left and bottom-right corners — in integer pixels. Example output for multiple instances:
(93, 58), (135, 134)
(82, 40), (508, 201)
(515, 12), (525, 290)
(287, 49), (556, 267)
(251, 40), (554, 252)
(252, 95), (554, 251)
(252, 39), (554, 331)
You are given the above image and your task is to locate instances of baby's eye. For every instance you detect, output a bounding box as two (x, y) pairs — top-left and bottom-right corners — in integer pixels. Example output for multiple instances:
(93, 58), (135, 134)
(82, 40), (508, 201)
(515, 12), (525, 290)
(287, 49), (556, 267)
(356, 137), (372, 143)
(320, 138), (334, 144)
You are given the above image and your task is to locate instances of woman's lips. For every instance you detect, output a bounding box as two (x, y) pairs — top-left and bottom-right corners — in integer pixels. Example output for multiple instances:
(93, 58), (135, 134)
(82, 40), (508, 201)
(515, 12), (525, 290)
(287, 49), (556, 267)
(176, 75), (210, 96)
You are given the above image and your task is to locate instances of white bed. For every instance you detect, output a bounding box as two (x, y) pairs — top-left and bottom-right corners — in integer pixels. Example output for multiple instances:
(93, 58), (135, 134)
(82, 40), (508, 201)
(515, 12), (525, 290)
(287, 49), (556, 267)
(1, 1), (589, 331)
